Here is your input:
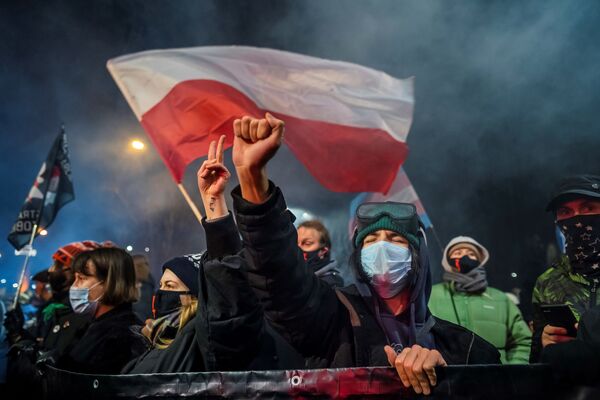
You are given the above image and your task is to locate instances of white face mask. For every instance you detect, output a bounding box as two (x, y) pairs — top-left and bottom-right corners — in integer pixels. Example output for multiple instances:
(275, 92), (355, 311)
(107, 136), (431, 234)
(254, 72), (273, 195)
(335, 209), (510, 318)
(361, 241), (412, 299)
(69, 280), (103, 317)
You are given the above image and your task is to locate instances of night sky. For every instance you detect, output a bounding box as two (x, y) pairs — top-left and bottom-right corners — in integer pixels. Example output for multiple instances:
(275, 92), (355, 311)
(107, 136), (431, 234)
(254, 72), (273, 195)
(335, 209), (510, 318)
(2, 1), (600, 315)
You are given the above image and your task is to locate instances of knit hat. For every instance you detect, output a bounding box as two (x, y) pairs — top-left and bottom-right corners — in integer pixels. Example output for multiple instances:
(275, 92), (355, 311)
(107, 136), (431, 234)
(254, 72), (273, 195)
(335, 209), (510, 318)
(441, 236), (490, 272)
(354, 215), (420, 249)
(161, 253), (203, 297)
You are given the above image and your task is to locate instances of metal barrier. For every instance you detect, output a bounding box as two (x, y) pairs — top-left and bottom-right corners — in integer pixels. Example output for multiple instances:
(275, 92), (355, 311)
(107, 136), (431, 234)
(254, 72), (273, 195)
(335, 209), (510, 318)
(42, 364), (600, 399)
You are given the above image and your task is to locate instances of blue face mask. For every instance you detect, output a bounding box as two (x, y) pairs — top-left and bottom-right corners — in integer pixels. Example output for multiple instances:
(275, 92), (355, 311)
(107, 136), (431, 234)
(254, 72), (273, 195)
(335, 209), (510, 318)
(69, 281), (103, 317)
(361, 241), (412, 299)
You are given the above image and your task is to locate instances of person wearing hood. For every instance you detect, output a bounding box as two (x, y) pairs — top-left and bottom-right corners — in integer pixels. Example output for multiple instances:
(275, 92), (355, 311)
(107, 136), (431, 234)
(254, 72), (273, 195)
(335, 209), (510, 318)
(229, 114), (500, 396)
(530, 174), (600, 362)
(123, 135), (303, 374)
(297, 220), (344, 287)
(428, 236), (531, 364)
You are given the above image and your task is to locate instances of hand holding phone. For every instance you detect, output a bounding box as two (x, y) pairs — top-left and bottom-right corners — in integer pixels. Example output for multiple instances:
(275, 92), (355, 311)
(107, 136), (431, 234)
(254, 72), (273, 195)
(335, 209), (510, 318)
(540, 304), (578, 337)
(540, 304), (578, 348)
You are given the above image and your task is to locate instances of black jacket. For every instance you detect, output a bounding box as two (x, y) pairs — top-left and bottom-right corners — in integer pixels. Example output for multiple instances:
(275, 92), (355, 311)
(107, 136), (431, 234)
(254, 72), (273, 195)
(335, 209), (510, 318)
(57, 303), (145, 374)
(542, 305), (600, 385)
(232, 182), (500, 368)
(123, 213), (303, 374)
(6, 296), (88, 396)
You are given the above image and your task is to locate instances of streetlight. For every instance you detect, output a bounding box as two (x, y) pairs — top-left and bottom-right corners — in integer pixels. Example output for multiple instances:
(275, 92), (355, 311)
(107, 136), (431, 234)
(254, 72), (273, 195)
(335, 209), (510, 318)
(130, 139), (145, 151)
(39, 229), (48, 236)
(126, 245), (133, 252)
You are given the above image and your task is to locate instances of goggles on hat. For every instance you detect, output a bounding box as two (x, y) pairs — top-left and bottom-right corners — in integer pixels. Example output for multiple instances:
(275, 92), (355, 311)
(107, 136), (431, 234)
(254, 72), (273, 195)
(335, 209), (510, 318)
(355, 202), (420, 235)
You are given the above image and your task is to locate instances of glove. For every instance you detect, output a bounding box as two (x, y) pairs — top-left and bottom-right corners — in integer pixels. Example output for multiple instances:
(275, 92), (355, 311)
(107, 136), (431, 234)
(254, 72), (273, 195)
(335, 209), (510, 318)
(4, 303), (25, 341)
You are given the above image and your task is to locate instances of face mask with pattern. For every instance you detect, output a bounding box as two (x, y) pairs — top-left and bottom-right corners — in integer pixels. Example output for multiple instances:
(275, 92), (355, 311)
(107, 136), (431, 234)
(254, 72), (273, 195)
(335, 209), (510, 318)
(558, 214), (600, 276)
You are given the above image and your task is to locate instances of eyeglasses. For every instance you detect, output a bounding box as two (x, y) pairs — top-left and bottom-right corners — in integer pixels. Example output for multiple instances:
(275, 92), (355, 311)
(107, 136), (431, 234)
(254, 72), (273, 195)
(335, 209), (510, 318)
(355, 202), (420, 233)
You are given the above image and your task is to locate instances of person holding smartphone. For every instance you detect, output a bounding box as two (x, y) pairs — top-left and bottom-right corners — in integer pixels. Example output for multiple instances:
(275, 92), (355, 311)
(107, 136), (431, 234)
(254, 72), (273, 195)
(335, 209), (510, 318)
(531, 175), (600, 362)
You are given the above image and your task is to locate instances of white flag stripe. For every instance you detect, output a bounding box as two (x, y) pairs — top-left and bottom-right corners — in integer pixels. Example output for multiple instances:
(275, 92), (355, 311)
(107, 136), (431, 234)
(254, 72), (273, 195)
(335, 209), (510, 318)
(107, 46), (414, 141)
(368, 185), (419, 205)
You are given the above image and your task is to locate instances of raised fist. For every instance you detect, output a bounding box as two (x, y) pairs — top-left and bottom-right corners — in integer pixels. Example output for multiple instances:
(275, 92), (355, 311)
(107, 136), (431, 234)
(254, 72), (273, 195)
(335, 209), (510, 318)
(232, 113), (285, 172)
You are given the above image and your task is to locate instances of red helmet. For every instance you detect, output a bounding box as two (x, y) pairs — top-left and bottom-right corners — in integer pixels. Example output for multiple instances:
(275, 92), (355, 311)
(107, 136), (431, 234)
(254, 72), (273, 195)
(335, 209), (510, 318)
(52, 240), (112, 267)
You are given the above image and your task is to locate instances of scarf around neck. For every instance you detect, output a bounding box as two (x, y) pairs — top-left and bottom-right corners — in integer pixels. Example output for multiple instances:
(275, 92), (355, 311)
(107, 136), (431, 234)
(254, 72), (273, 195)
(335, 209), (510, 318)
(443, 266), (488, 293)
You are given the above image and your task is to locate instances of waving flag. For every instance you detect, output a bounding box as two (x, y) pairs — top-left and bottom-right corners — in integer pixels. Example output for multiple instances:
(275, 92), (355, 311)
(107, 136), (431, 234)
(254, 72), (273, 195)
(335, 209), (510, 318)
(107, 46), (413, 193)
(8, 130), (74, 250)
(349, 168), (432, 236)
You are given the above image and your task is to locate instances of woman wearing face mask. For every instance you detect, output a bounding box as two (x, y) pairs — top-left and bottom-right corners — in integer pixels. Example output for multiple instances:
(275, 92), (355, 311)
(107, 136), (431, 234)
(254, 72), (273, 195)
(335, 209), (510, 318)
(122, 135), (303, 374)
(228, 114), (500, 396)
(428, 236), (532, 364)
(57, 247), (145, 374)
(122, 254), (205, 373)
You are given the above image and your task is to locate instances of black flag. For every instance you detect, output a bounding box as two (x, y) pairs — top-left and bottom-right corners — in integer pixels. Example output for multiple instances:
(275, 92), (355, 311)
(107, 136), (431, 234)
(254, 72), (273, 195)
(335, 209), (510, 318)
(8, 129), (74, 250)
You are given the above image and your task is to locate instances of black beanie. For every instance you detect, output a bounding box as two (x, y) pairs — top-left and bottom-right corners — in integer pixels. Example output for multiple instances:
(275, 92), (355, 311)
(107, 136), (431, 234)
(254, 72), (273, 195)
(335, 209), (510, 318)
(161, 254), (203, 297)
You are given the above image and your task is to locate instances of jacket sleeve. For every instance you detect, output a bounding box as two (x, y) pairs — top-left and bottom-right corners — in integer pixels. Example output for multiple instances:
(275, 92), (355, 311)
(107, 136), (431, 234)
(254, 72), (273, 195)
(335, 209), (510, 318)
(231, 182), (348, 359)
(541, 307), (600, 385)
(504, 296), (532, 364)
(529, 278), (545, 363)
(196, 212), (265, 371)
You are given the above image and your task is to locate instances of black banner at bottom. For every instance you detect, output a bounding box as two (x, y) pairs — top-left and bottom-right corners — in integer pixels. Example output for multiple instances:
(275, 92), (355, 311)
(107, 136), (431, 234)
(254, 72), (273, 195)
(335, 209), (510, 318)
(42, 364), (600, 399)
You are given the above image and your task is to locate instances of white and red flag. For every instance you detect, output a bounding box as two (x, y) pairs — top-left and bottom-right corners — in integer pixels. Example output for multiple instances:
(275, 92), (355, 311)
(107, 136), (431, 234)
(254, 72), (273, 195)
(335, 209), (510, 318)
(107, 46), (414, 193)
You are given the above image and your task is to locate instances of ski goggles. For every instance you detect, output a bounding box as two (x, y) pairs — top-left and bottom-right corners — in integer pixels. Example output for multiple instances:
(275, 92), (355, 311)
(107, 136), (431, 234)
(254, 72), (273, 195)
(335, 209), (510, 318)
(355, 202), (420, 235)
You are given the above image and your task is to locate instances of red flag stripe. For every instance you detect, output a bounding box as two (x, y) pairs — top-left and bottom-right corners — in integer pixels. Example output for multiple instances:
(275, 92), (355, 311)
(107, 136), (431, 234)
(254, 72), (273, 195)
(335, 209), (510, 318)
(141, 79), (408, 192)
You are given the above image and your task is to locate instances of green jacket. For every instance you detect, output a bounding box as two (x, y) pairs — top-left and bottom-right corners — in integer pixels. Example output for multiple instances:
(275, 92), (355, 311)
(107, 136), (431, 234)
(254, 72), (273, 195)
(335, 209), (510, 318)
(429, 283), (531, 364)
(530, 255), (600, 362)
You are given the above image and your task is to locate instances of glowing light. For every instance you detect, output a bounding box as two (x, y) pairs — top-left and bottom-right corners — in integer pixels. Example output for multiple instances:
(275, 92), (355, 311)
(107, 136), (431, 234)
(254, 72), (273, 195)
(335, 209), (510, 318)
(0, 279), (6, 284)
(39, 229), (48, 236)
(144, 247), (150, 253)
(126, 245), (133, 252)
(12, 283), (18, 288)
(511, 272), (518, 278)
(130, 139), (145, 151)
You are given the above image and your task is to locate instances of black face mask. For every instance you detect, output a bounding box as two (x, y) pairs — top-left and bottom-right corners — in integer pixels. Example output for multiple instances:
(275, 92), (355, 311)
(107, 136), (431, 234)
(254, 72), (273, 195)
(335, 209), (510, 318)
(152, 290), (189, 319)
(558, 214), (600, 276)
(449, 255), (480, 274)
(303, 248), (330, 272)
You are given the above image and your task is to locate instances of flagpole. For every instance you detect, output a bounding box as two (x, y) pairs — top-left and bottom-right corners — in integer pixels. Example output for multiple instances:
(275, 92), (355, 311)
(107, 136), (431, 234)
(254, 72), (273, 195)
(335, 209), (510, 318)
(13, 224), (38, 309)
(177, 183), (203, 224)
(429, 225), (445, 256)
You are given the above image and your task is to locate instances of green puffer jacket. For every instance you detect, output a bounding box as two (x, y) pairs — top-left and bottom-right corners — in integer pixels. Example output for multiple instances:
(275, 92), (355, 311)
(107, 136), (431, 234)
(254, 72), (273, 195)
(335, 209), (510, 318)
(530, 255), (600, 362)
(429, 283), (532, 364)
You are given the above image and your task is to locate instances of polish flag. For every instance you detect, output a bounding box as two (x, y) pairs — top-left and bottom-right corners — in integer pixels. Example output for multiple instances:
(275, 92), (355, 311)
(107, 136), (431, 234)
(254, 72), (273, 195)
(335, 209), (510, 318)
(107, 46), (413, 193)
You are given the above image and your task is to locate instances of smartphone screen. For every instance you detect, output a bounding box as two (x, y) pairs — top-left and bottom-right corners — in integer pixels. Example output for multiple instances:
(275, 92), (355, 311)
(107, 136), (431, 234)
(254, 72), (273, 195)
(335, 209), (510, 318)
(540, 304), (578, 337)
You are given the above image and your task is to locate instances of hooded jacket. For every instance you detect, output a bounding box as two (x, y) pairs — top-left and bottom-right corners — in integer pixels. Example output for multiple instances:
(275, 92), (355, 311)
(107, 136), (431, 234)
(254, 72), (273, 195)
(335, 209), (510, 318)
(429, 236), (531, 364)
(232, 182), (500, 368)
(440, 236), (490, 273)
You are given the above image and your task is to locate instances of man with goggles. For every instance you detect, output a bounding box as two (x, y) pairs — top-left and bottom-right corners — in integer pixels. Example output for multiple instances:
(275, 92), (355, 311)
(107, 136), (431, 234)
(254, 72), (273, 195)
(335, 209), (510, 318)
(228, 114), (500, 396)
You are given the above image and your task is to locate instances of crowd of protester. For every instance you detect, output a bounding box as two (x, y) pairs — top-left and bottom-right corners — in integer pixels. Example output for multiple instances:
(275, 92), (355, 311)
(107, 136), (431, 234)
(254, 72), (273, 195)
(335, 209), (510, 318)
(1, 114), (599, 396)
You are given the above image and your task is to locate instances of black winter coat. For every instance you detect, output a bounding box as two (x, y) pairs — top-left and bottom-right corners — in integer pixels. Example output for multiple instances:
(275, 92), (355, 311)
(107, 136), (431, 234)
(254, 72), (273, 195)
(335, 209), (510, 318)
(232, 183), (501, 368)
(57, 303), (145, 374)
(542, 305), (600, 385)
(122, 213), (303, 374)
